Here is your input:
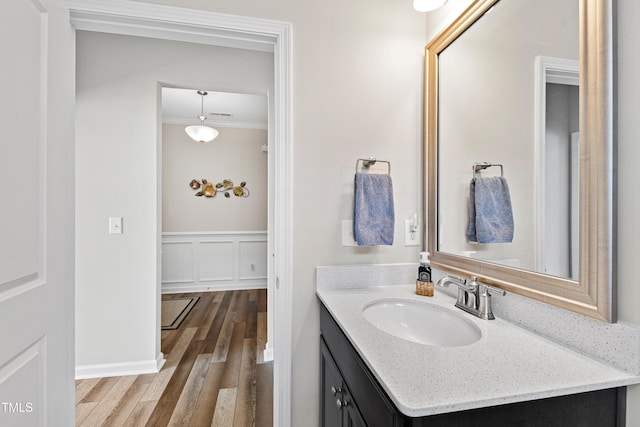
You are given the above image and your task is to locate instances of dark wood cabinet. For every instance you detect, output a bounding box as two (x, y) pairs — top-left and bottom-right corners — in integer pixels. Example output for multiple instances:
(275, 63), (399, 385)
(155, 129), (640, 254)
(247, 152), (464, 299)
(321, 339), (368, 427)
(343, 391), (367, 427)
(320, 303), (626, 427)
(321, 338), (344, 427)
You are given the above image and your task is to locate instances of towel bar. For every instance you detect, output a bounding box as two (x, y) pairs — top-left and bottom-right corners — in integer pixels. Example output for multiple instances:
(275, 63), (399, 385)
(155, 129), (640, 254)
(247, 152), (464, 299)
(473, 162), (503, 178)
(356, 157), (391, 174)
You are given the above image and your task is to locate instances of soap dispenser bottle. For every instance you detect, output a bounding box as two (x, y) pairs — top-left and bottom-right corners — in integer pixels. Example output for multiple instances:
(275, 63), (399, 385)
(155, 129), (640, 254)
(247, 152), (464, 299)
(416, 252), (433, 296)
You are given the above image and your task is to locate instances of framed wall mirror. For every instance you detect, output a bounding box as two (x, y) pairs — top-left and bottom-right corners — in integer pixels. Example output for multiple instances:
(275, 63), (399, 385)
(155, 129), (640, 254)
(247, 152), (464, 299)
(425, 0), (615, 321)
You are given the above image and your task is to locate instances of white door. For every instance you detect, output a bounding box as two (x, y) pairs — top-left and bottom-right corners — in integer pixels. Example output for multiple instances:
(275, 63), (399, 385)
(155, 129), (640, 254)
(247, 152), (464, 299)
(0, 0), (75, 426)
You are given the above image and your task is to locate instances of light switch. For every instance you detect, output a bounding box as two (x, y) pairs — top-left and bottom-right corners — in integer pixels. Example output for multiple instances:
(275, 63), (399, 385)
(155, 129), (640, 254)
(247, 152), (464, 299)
(109, 217), (123, 234)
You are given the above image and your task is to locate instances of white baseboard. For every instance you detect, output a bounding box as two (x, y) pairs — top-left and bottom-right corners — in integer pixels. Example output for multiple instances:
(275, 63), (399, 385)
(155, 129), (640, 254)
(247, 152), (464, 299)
(162, 282), (266, 294)
(75, 352), (165, 380)
(155, 351), (166, 372)
(263, 341), (274, 362)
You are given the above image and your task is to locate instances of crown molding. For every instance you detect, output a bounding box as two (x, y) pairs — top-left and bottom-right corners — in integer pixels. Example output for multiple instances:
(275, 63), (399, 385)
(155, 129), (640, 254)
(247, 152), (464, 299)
(162, 117), (268, 130)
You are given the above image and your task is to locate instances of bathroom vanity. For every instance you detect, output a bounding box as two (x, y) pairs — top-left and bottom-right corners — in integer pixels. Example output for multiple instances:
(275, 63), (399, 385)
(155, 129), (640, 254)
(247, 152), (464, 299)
(318, 284), (636, 427)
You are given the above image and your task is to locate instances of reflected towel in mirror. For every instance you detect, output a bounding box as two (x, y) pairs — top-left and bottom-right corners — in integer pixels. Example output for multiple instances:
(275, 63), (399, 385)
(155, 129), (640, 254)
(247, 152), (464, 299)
(354, 172), (395, 246)
(467, 176), (514, 244)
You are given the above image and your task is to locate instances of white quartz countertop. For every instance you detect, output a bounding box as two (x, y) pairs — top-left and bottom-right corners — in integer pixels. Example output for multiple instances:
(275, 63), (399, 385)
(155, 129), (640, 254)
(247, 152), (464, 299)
(317, 284), (640, 418)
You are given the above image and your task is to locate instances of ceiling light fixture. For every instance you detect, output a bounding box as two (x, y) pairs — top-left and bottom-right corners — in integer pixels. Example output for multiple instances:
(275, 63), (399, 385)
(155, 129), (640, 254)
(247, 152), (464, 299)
(185, 90), (219, 143)
(413, 0), (447, 12)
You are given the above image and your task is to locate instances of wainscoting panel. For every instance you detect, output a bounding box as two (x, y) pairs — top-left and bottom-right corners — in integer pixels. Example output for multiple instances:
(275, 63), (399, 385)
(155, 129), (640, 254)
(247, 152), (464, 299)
(161, 241), (195, 284)
(239, 240), (269, 280)
(199, 240), (234, 282)
(162, 232), (267, 293)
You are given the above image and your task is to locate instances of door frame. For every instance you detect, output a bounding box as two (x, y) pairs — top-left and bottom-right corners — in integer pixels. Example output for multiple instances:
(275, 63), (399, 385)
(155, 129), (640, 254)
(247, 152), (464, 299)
(67, 1), (293, 425)
(534, 55), (579, 276)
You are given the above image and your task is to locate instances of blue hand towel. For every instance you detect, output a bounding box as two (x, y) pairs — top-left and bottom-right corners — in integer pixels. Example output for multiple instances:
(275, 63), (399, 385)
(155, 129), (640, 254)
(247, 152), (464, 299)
(467, 176), (514, 244)
(354, 172), (395, 246)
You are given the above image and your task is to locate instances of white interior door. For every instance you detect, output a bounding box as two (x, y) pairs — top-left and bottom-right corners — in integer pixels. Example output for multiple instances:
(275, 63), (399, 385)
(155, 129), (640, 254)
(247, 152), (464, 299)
(0, 0), (75, 425)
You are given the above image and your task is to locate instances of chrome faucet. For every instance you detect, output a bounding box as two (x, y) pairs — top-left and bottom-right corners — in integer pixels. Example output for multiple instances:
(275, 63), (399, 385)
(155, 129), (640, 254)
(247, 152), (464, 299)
(436, 275), (505, 320)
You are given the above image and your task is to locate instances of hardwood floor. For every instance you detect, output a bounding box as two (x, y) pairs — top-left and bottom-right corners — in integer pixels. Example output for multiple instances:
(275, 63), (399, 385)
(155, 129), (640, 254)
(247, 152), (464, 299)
(75, 289), (273, 427)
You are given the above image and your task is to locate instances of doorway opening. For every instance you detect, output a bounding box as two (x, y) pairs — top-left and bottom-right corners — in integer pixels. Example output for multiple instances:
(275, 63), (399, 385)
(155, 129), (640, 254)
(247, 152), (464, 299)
(160, 87), (270, 298)
(70, 2), (292, 426)
(534, 55), (579, 279)
(159, 86), (273, 423)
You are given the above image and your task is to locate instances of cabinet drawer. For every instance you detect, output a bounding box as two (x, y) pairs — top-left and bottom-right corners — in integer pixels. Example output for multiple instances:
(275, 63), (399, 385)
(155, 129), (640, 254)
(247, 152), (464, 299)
(320, 305), (399, 427)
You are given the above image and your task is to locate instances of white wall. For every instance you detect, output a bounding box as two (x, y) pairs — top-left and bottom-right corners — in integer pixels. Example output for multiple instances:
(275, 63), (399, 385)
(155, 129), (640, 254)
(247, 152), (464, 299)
(162, 124), (267, 232)
(75, 32), (273, 370)
(430, 0), (640, 424)
(104, 0), (425, 424)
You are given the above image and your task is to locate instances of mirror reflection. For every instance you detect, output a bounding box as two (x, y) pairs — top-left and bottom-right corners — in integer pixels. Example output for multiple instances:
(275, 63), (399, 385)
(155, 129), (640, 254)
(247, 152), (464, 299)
(436, 0), (579, 280)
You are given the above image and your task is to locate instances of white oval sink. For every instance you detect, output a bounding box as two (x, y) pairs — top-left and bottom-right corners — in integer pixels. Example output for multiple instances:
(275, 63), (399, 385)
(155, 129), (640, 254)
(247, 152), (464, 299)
(362, 299), (482, 347)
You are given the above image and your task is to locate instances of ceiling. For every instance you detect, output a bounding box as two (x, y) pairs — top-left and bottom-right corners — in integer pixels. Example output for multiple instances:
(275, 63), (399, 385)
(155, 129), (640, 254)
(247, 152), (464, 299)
(162, 87), (268, 130)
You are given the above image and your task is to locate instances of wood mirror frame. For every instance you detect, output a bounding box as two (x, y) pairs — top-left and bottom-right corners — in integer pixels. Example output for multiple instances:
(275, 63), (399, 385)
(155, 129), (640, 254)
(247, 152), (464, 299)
(425, 0), (616, 322)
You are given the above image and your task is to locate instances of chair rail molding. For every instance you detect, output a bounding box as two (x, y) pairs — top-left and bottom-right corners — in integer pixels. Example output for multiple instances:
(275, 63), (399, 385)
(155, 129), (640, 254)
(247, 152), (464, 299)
(66, 2), (293, 425)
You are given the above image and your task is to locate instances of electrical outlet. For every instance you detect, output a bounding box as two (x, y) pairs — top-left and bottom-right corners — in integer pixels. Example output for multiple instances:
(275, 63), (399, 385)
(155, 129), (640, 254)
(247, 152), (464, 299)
(404, 219), (420, 246)
(341, 220), (357, 246)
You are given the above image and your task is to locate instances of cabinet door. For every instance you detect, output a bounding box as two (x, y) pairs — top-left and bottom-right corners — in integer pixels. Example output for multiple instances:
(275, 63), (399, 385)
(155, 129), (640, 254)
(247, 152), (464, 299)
(321, 304), (400, 427)
(342, 388), (367, 427)
(321, 339), (345, 427)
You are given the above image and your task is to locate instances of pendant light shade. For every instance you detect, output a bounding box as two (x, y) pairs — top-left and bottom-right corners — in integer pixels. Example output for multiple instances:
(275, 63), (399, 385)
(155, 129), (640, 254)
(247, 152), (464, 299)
(413, 0), (447, 12)
(185, 90), (219, 143)
(185, 124), (219, 143)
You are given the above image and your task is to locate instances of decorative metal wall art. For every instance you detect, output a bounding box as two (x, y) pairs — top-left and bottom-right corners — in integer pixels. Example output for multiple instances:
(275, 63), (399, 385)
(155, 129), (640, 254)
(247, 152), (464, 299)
(189, 178), (250, 198)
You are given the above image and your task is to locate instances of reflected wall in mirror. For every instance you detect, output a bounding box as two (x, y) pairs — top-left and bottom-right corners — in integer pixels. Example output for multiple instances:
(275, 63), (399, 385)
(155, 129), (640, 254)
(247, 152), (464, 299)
(437, 0), (578, 278)
(425, 0), (615, 321)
